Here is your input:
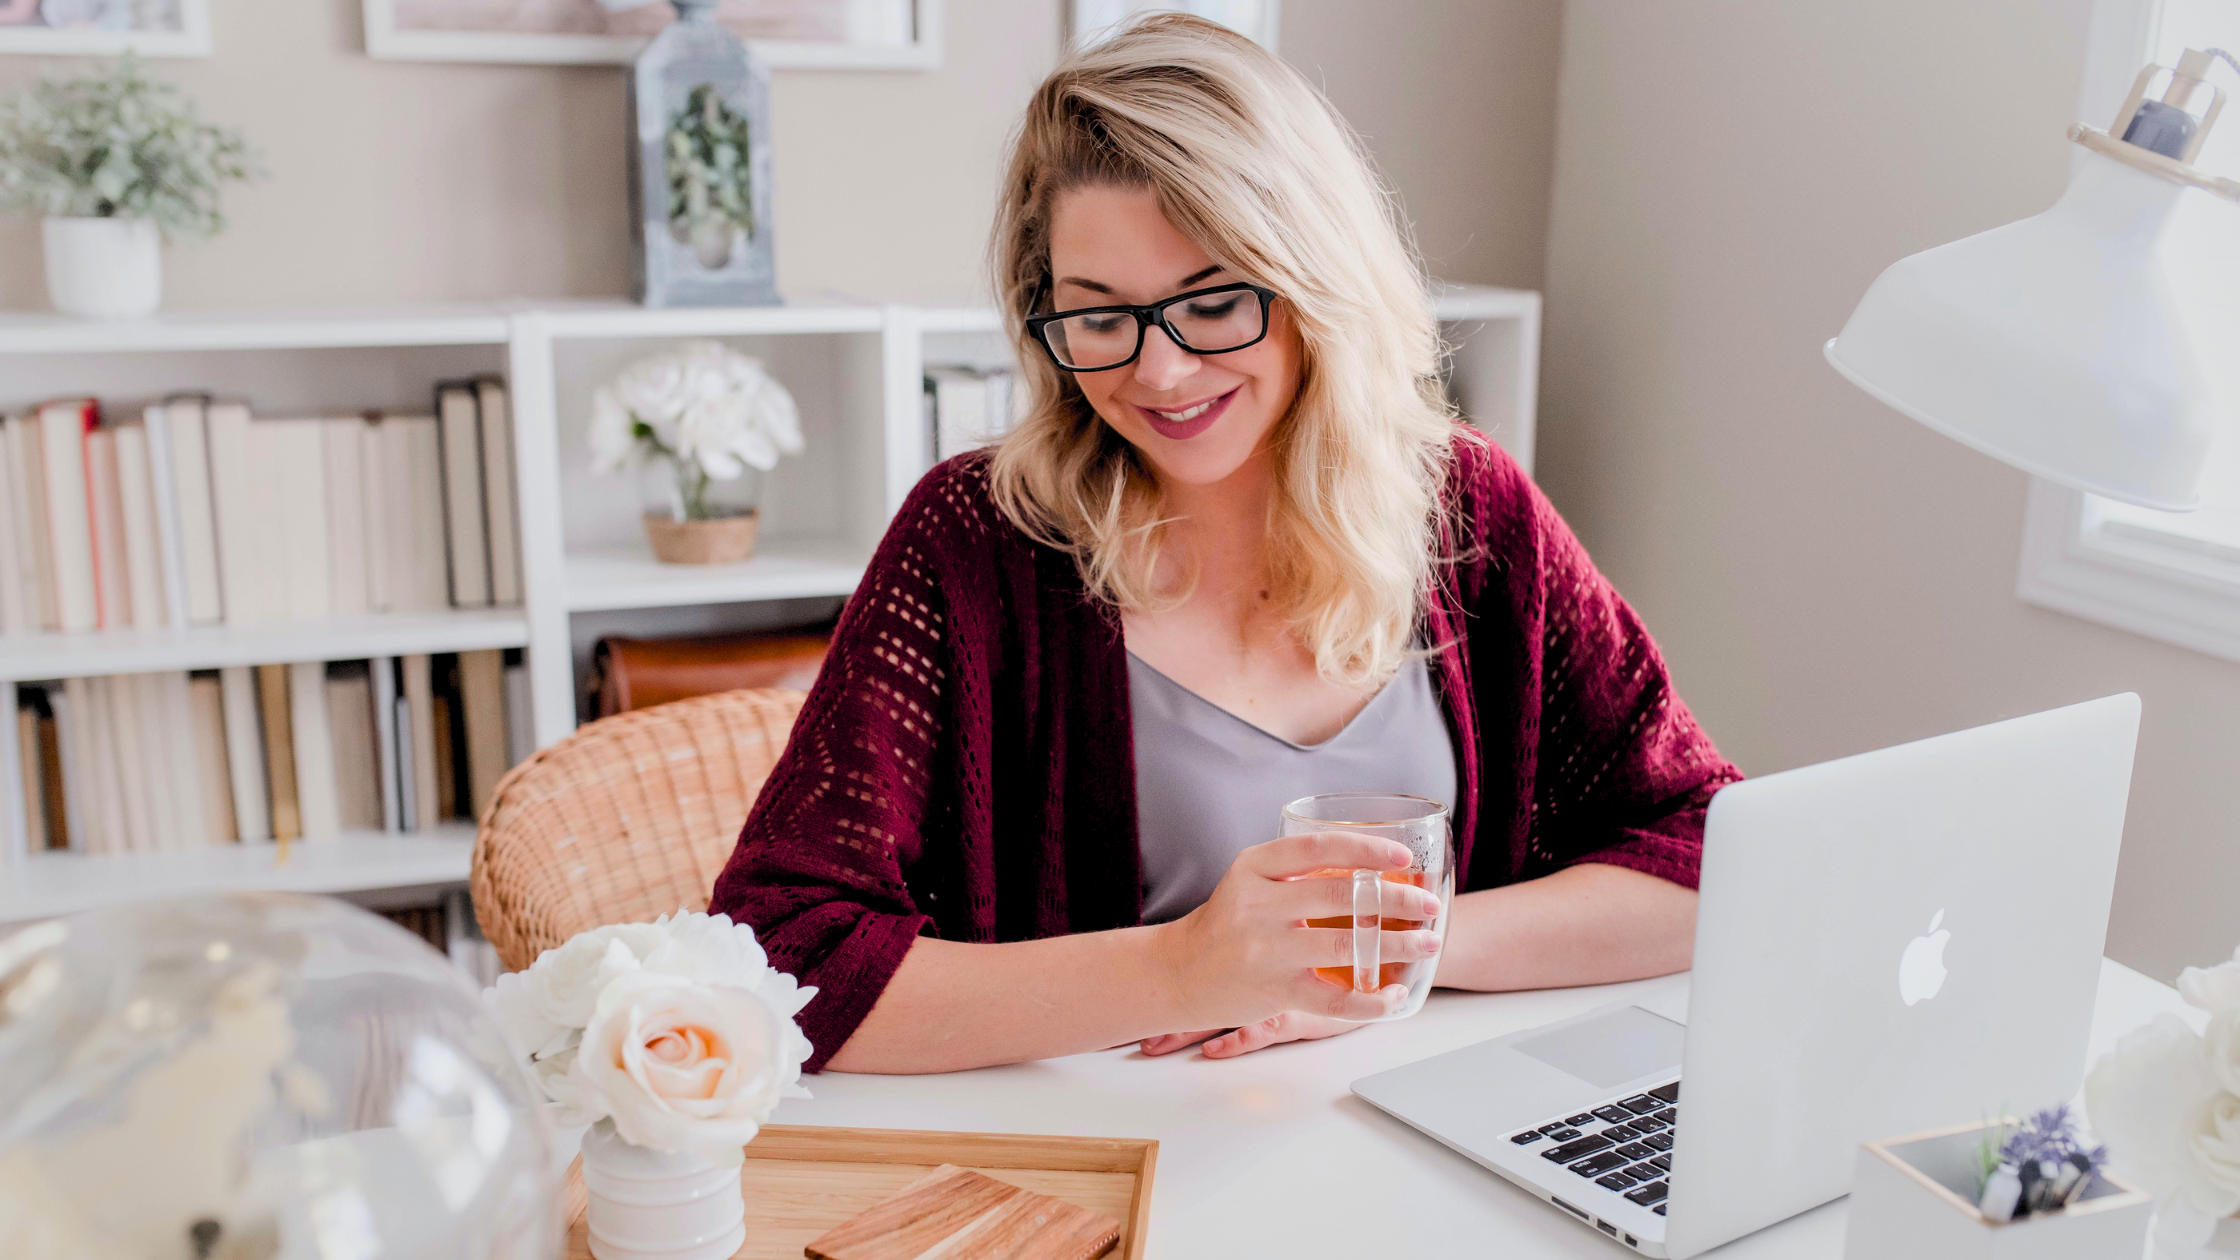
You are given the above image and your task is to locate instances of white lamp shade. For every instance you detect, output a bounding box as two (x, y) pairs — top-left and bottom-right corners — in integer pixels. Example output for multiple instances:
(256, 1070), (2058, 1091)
(1825, 149), (2218, 510)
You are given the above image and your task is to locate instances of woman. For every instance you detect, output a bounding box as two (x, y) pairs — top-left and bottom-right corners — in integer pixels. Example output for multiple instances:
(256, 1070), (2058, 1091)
(709, 15), (1738, 1074)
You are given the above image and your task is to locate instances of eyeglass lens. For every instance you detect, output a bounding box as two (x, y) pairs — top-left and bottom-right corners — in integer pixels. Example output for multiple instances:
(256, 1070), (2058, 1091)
(1041, 288), (1265, 369)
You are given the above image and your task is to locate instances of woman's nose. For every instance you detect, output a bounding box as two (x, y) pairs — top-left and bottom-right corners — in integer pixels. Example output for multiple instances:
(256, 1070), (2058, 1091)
(1130, 324), (1200, 392)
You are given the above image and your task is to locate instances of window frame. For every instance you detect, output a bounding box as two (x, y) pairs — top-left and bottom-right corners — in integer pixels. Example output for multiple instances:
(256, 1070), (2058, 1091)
(2015, 0), (2240, 664)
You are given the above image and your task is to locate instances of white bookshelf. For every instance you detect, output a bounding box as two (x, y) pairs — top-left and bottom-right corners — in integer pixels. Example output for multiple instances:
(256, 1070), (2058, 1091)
(0, 285), (1537, 922)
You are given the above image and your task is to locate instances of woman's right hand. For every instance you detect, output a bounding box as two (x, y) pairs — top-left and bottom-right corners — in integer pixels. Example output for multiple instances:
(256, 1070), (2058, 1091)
(1151, 832), (1445, 1031)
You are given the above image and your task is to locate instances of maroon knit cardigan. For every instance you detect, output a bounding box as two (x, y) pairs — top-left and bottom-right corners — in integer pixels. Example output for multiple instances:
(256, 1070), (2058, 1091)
(709, 434), (1741, 1070)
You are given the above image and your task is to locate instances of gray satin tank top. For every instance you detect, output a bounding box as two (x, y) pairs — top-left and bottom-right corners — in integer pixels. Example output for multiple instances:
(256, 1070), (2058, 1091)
(1128, 650), (1460, 923)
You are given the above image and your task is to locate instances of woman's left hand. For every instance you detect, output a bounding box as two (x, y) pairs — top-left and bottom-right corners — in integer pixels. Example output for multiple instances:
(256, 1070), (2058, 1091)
(1139, 1012), (1366, 1059)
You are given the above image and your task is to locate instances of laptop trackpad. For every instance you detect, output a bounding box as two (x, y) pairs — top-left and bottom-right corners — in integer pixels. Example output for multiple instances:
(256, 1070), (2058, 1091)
(1513, 1006), (1685, 1089)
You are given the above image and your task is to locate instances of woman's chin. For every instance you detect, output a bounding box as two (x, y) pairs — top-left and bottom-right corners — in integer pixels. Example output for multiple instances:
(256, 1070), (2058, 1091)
(1141, 443), (1261, 489)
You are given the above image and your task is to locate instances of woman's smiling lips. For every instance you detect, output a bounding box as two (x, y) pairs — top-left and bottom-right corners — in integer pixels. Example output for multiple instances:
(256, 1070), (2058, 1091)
(1134, 387), (1237, 441)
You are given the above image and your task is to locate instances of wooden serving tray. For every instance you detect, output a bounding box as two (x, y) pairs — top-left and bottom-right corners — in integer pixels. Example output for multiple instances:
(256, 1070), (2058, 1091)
(562, 1125), (1157, 1260)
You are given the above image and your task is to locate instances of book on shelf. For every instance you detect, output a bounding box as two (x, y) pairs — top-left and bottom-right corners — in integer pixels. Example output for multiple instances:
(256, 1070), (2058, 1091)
(13, 654), (534, 856)
(923, 365), (1025, 465)
(1, 384), (520, 642)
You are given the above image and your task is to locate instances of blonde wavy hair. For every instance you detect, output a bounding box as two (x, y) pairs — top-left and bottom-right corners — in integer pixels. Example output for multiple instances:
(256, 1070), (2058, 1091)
(986, 13), (1461, 688)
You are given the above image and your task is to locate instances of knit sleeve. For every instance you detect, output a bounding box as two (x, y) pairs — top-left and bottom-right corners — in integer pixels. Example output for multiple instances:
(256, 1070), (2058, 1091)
(1467, 439), (1742, 888)
(707, 469), (966, 1071)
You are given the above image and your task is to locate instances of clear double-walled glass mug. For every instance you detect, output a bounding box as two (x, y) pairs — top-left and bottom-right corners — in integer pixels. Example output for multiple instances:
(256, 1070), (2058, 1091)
(1283, 792), (1455, 1021)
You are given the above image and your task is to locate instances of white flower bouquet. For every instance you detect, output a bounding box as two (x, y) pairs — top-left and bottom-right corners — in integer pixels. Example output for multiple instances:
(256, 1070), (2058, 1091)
(2086, 944), (2240, 1247)
(485, 910), (815, 1159)
(589, 340), (803, 523)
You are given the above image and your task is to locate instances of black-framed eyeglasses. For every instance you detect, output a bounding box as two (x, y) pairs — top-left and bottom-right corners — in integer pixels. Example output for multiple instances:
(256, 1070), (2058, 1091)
(1025, 283), (1278, 372)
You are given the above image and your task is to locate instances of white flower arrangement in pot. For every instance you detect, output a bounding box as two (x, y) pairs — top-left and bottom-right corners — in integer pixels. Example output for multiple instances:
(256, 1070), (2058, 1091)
(487, 910), (815, 1260)
(2085, 943), (2240, 1256)
(0, 54), (260, 319)
(590, 339), (803, 565)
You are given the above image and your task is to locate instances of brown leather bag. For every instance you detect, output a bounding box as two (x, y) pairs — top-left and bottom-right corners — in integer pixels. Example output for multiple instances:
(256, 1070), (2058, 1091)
(589, 628), (831, 718)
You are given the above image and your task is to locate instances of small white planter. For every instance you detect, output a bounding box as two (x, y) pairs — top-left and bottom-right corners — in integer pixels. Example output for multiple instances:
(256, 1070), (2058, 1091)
(1844, 1119), (2152, 1260)
(42, 217), (162, 318)
(579, 1123), (746, 1260)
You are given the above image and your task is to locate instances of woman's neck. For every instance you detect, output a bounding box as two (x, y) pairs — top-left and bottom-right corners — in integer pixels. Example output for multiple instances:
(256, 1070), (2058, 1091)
(1156, 446), (1277, 606)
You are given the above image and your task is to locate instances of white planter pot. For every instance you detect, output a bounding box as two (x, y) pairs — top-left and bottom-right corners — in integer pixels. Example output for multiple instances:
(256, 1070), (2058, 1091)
(42, 217), (162, 318)
(1845, 1120), (2152, 1260)
(579, 1124), (746, 1260)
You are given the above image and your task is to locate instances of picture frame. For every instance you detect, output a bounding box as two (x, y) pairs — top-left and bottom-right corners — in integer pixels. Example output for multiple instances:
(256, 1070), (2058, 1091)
(1069, 0), (1276, 51)
(362, 0), (940, 71)
(0, 0), (212, 57)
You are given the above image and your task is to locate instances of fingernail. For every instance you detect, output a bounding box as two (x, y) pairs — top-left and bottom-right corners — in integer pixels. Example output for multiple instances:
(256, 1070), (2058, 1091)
(1426, 937), (1441, 955)
(1207, 1038), (1225, 1051)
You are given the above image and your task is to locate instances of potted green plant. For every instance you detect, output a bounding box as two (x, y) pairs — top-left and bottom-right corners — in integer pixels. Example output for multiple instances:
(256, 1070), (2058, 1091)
(0, 54), (259, 318)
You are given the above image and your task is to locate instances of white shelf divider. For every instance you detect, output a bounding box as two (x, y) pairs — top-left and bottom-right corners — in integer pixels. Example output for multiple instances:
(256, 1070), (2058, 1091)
(0, 827), (476, 924)
(0, 608), (529, 682)
(564, 536), (870, 612)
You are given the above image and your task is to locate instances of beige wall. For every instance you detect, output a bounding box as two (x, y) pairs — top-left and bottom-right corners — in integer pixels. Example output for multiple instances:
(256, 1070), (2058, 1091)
(0, 0), (1556, 310)
(1540, 0), (2240, 983)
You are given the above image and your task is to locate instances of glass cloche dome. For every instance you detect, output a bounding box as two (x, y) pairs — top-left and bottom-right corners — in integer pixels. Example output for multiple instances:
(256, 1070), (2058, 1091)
(0, 892), (558, 1260)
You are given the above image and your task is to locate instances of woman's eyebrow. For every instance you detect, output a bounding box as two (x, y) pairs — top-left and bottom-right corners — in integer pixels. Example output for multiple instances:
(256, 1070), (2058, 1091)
(1053, 264), (1229, 300)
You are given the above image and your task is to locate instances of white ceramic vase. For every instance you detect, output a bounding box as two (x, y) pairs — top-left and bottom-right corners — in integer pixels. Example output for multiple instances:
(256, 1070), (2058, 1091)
(42, 216), (162, 318)
(580, 1123), (746, 1260)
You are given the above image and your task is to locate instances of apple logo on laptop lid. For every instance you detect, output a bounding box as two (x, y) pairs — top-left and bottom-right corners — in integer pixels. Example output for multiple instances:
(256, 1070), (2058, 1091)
(1899, 909), (1951, 1006)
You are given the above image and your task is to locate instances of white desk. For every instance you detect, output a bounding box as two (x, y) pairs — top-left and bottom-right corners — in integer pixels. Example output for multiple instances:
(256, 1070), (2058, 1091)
(776, 959), (2186, 1258)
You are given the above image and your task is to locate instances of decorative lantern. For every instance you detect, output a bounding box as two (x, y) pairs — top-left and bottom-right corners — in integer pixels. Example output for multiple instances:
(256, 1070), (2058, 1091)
(628, 0), (779, 307)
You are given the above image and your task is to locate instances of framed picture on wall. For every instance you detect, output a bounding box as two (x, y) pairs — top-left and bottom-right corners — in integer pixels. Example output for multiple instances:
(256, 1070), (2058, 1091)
(0, 0), (212, 56)
(363, 0), (939, 71)
(1069, 0), (1276, 51)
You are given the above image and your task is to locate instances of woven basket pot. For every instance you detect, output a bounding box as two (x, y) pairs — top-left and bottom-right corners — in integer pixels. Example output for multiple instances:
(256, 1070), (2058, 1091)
(643, 511), (758, 564)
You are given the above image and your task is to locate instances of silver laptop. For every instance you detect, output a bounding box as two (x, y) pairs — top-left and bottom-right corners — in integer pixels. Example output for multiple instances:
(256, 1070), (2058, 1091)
(1352, 694), (2139, 1258)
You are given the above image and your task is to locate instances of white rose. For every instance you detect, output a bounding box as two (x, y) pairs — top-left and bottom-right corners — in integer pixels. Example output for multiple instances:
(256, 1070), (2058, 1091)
(2087, 1013), (2240, 1216)
(588, 387), (638, 475)
(637, 911), (768, 985)
(2180, 947), (2240, 1015)
(570, 971), (808, 1155)
(2209, 1006), (2240, 1100)
(485, 923), (664, 1084)
(614, 348), (692, 424)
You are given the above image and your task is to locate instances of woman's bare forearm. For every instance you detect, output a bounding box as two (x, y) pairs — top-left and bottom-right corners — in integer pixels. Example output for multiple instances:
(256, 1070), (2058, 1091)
(1434, 862), (1697, 992)
(824, 926), (1195, 1074)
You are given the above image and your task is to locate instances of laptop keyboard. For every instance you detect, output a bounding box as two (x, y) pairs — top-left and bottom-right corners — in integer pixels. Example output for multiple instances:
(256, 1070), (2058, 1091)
(1507, 1079), (1680, 1216)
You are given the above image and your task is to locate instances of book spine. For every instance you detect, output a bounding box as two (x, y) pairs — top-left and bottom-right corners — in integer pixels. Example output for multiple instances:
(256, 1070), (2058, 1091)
(219, 664), (271, 842)
(290, 660), (340, 842)
(35, 696), (66, 850)
(99, 676), (151, 852)
(0, 430), (25, 635)
(15, 699), (43, 853)
(393, 693), (417, 833)
(141, 403), (191, 632)
(437, 384), (491, 608)
(257, 663), (301, 843)
(115, 425), (169, 631)
(207, 403), (264, 626)
(4, 416), (56, 631)
(169, 399), (224, 625)
(503, 656), (534, 769)
(403, 653), (439, 829)
(125, 673), (176, 851)
(362, 417), (393, 613)
(55, 680), (97, 853)
(162, 671), (207, 848)
(274, 420), (331, 623)
(371, 655), (402, 833)
(459, 648), (507, 821)
(84, 426), (129, 631)
(325, 418), (370, 618)
(477, 379), (522, 606)
(187, 673), (236, 845)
